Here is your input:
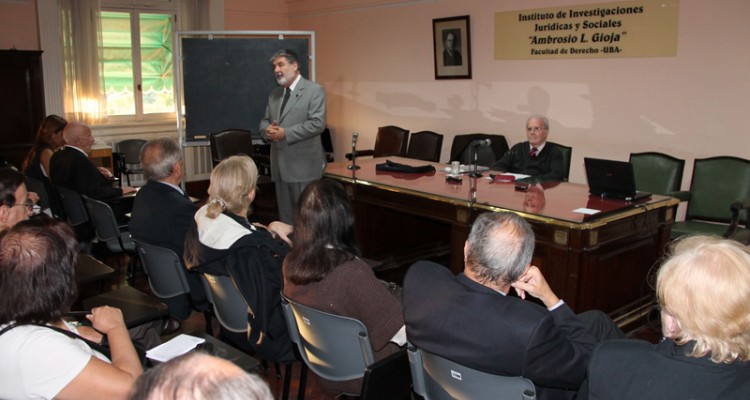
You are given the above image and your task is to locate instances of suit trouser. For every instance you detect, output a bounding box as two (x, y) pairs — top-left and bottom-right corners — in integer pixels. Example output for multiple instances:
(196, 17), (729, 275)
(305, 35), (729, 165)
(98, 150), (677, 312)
(274, 178), (317, 224)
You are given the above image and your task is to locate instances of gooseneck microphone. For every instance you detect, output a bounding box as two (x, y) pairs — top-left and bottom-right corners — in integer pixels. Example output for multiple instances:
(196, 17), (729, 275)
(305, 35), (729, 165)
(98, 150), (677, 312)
(347, 131), (361, 171)
(469, 138), (491, 178)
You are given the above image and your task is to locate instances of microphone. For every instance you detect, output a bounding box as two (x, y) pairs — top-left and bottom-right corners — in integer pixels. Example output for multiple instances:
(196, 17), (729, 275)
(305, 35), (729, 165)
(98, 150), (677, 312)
(352, 131), (359, 146)
(348, 132), (361, 171)
(470, 138), (492, 148)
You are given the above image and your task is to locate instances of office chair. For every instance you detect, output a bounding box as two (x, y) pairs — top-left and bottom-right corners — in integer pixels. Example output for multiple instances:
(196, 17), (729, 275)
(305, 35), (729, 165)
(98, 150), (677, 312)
(346, 125), (410, 160)
(209, 129), (255, 167)
(405, 131), (443, 162)
(727, 197), (750, 244)
(671, 156), (750, 239)
(629, 152), (686, 198)
(547, 142), (572, 181)
(203, 274), (305, 400)
(23, 175), (52, 216)
(134, 240), (213, 334)
(114, 139), (146, 186)
(82, 195), (138, 281)
(408, 345), (536, 400)
(449, 133), (509, 166)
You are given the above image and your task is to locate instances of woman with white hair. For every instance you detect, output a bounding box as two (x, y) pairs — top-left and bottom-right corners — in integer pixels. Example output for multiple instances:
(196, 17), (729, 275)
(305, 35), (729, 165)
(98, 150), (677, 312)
(580, 235), (750, 399)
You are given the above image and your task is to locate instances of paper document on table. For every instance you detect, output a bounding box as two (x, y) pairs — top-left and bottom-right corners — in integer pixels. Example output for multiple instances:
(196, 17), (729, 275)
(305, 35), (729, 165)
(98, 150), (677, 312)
(573, 207), (600, 215)
(146, 334), (205, 363)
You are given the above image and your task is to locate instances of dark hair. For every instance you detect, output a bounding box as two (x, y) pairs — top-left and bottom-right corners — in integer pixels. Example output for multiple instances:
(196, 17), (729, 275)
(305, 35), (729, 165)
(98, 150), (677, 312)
(21, 114), (67, 171)
(0, 217), (79, 324)
(0, 167), (25, 207)
(284, 180), (360, 285)
(269, 49), (300, 66)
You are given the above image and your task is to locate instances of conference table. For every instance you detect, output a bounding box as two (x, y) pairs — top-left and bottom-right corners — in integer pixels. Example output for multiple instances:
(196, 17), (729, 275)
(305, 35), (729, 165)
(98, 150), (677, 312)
(325, 157), (679, 318)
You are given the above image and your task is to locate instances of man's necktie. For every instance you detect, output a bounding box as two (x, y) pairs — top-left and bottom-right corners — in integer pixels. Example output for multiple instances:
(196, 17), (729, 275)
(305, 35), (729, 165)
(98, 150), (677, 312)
(280, 89), (291, 115)
(529, 147), (538, 157)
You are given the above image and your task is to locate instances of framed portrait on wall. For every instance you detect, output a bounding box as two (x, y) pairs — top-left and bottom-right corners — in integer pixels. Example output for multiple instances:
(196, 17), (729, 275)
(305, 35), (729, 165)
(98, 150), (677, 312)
(433, 15), (472, 79)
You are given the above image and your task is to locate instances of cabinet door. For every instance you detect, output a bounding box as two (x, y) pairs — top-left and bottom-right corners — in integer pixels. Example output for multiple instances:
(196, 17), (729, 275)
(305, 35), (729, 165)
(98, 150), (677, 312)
(0, 50), (45, 169)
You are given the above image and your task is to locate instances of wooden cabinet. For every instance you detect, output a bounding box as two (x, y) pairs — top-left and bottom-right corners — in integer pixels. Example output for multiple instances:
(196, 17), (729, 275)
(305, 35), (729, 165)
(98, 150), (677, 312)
(0, 50), (45, 169)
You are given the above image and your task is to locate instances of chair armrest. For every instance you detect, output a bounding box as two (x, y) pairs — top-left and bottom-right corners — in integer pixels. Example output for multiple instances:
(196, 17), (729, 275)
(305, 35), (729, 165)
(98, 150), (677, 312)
(724, 197), (750, 238)
(668, 190), (691, 202)
(345, 149), (375, 160)
(361, 348), (411, 400)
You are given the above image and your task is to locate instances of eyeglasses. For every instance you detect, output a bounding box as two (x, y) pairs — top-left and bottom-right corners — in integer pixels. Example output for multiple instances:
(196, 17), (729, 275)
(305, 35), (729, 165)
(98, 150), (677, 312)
(526, 127), (546, 132)
(11, 199), (34, 212)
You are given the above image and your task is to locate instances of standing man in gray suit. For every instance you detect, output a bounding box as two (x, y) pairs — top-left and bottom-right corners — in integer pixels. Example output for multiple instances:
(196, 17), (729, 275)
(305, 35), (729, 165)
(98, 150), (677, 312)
(260, 49), (327, 224)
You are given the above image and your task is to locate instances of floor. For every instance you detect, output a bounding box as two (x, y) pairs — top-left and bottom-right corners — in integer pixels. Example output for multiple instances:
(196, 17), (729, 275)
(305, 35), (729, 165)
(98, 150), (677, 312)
(90, 251), (662, 400)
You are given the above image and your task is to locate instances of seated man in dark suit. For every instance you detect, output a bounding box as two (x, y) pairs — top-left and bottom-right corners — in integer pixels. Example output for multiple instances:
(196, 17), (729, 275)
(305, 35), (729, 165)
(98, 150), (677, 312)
(403, 211), (624, 400)
(491, 115), (565, 181)
(50, 122), (136, 199)
(129, 137), (209, 318)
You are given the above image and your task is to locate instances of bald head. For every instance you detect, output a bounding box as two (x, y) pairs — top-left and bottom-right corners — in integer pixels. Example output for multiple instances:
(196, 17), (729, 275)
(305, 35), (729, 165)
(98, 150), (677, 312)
(129, 352), (272, 400)
(63, 122), (94, 153)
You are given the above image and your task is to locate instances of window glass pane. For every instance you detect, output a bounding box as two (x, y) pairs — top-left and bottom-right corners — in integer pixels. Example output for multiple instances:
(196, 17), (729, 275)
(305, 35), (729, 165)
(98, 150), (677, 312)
(100, 11), (135, 116)
(140, 13), (174, 114)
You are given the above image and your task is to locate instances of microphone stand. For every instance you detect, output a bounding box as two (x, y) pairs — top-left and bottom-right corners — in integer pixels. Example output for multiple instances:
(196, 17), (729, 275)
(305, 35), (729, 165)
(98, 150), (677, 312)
(347, 132), (360, 171)
(468, 145), (483, 178)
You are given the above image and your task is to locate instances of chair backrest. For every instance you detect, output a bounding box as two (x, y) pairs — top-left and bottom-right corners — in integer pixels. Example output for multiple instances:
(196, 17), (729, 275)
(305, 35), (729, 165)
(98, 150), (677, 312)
(24, 175), (50, 213)
(209, 129), (255, 167)
(360, 348), (412, 400)
(686, 156), (750, 223)
(134, 240), (191, 299)
(280, 293), (375, 384)
(408, 345), (536, 400)
(548, 141), (572, 181)
(56, 185), (89, 226)
(629, 152), (685, 195)
(321, 127), (334, 162)
(115, 139), (147, 168)
(82, 195), (127, 253)
(201, 273), (249, 333)
(449, 134), (510, 166)
(373, 125), (410, 158)
(406, 131), (444, 162)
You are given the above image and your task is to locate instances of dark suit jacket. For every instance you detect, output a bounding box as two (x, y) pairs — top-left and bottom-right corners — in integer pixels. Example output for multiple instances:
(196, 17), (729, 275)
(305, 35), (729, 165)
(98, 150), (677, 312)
(403, 261), (597, 400)
(491, 141), (564, 181)
(129, 179), (197, 258)
(443, 49), (462, 66)
(49, 146), (122, 200)
(259, 76), (326, 183)
(580, 339), (750, 400)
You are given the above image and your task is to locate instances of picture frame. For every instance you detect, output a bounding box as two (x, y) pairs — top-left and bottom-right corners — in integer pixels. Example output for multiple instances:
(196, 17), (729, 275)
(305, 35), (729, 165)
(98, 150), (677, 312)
(433, 15), (472, 79)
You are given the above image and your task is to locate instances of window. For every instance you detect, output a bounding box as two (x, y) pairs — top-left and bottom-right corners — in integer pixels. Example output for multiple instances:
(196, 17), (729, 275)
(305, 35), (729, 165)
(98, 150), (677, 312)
(100, 10), (175, 119)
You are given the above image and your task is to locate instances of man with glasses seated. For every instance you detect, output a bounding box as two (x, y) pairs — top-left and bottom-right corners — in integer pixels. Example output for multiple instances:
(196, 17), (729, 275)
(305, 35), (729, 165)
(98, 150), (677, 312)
(0, 168), (37, 233)
(491, 115), (565, 181)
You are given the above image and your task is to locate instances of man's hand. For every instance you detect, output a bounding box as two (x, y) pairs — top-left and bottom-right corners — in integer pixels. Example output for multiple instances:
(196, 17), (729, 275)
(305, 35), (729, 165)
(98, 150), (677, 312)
(510, 265), (560, 308)
(122, 186), (137, 194)
(97, 167), (113, 178)
(266, 121), (286, 142)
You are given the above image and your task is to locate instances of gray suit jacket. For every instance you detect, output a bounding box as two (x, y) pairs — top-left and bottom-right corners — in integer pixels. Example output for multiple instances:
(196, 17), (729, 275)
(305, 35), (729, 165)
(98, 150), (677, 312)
(259, 76), (326, 183)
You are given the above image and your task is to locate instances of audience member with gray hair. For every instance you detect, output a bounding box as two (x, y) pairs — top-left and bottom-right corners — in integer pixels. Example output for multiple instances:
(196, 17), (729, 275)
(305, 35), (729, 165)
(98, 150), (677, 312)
(129, 351), (272, 400)
(404, 211), (622, 400)
(129, 137), (210, 321)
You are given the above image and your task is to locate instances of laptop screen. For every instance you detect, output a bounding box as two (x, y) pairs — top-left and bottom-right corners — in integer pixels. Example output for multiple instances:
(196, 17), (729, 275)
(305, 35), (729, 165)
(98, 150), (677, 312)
(584, 157), (650, 201)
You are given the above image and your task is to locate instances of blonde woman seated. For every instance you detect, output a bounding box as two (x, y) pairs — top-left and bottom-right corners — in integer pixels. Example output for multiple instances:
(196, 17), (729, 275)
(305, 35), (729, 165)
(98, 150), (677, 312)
(283, 179), (405, 395)
(0, 218), (142, 400)
(580, 235), (750, 399)
(184, 155), (295, 363)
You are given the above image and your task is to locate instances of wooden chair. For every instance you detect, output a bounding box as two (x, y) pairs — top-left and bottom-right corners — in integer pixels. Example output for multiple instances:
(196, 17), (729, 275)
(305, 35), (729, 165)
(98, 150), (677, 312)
(629, 152), (686, 197)
(405, 131), (443, 162)
(671, 156), (750, 239)
(449, 134), (509, 166)
(548, 141), (572, 181)
(346, 125), (409, 160)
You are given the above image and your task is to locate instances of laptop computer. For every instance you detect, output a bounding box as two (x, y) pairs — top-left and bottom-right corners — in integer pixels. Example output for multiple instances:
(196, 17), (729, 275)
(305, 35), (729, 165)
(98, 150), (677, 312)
(584, 157), (651, 201)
